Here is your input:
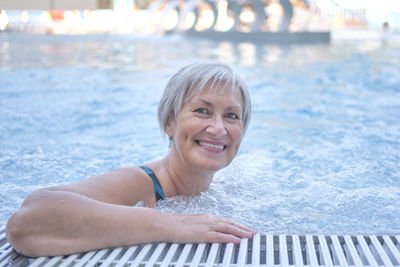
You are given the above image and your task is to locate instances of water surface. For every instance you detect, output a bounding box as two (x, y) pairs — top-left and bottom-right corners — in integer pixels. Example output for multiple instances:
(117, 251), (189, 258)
(1, 32), (399, 234)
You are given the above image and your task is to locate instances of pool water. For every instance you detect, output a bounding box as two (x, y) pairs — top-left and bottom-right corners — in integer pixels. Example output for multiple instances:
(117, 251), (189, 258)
(1, 32), (399, 235)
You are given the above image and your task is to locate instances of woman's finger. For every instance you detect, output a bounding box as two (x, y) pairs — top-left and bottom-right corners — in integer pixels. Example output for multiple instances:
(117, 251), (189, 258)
(203, 231), (242, 244)
(194, 214), (256, 241)
(205, 215), (256, 235)
(211, 221), (254, 239)
(220, 217), (256, 234)
(166, 213), (256, 244)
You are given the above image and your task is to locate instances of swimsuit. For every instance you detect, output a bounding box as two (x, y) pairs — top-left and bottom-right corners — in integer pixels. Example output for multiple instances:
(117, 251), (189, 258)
(139, 166), (166, 201)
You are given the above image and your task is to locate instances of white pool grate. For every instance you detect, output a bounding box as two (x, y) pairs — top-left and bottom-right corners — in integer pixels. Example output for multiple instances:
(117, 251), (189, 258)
(1, 226), (399, 266)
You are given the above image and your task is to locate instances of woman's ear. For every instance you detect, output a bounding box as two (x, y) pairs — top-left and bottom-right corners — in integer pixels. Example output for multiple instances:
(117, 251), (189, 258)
(165, 120), (175, 139)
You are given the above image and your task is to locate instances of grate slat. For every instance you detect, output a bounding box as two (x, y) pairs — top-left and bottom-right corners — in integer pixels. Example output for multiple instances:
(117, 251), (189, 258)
(222, 243), (234, 267)
(305, 235), (318, 267)
(29, 256), (50, 267)
(252, 234), (260, 267)
(292, 235), (303, 267)
(383, 235), (400, 264)
(205, 243), (220, 266)
(99, 246), (124, 266)
(114, 245), (139, 267)
(279, 235), (289, 267)
(0, 258), (10, 267)
(72, 250), (97, 267)
(237, 238), (248, 267)
(318, 235), (333, 267)
(42, 255), (64, 266)
(57, 253), (80, 267)
(160, 243), (180, 267)
(0, 243), (11, 254)
(344, 235), (364, 267)
(266, 235), (274, 267)
(131, 244), (153, 266)
(0, 246), (13, 265)
(190, 243), (206, 267)
(0, 252), (13, 267)
(370, 235), (393, 267)
(357, 235), (379, 267)
(175, 243), (193, 267)
(145, 242), (166, 267)
(331, 235), (348, 267)
(85, 248), (110, 267)
(5, 252), (28, 267)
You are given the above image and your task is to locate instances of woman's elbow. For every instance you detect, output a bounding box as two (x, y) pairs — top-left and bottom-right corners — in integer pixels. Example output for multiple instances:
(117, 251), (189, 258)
(6, 211), (37, 257)
(6, 189), (53, 257)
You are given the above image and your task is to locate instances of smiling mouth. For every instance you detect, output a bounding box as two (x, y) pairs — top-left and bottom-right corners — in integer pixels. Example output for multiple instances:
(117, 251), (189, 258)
(196, 141), (226, 150)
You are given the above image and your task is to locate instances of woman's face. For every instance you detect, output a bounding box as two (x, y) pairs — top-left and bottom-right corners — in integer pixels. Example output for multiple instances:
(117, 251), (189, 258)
(166, 83), (244, 172)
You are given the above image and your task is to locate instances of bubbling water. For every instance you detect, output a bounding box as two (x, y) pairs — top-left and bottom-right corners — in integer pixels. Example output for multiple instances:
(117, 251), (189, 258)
(1, 33), (400, 234)
(157, 149), (400, 235)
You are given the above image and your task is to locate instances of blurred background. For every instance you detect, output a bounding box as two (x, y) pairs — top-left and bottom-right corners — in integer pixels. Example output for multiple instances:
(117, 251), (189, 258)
(0, 0), (399, 39)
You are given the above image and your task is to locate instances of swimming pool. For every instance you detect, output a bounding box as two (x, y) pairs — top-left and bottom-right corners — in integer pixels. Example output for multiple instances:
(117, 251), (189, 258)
(1, 32), (399, 235)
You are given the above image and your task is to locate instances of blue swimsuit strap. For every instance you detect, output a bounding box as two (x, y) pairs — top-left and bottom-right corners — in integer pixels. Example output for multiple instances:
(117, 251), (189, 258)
(139, 166), (166, 201)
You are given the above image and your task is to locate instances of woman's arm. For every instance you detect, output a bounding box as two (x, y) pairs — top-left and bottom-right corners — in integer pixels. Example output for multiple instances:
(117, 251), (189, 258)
(6, 167), (160, 256)
(6, 189), (170, 256)
(6, 167), (255, 257)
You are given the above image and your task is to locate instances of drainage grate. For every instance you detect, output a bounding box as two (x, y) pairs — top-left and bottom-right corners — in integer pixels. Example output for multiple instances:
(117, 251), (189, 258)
(1, 226), (399, 266)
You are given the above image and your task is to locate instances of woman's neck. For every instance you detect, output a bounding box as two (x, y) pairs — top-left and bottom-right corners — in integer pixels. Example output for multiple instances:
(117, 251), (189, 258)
(149, 155), (214, 197)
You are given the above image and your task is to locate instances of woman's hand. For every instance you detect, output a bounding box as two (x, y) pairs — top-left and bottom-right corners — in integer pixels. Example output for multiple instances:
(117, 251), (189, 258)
(163, 213), (256, 244)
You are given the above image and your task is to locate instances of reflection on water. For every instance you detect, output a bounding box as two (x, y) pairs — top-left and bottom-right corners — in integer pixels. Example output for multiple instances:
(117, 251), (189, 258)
(1, 33), (340, 69)
(1, 33), (400, 234)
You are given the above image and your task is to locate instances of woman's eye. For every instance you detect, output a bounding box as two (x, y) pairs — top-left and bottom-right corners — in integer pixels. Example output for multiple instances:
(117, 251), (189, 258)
(226, 113), (239, 119)
(194, 108), (208, 114)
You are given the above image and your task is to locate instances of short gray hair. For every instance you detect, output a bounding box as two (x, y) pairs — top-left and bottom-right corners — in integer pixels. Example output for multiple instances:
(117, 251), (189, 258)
(158, 61), (251, 138)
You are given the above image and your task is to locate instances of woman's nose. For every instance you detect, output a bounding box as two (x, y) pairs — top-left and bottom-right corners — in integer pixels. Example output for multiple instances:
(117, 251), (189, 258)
(206, 116), (227, 137)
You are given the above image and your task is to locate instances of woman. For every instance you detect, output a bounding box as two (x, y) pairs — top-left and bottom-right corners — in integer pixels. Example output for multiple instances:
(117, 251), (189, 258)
(6, 61), (255, 257)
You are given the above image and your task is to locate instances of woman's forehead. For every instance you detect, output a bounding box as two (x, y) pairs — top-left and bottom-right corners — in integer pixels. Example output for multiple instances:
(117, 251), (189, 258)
(184, 83), (243, 109)
(186, 79), (242, 99)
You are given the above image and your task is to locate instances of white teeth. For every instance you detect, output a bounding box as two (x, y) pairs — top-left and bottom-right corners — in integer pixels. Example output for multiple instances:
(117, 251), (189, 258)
(198, 141), (224, 150)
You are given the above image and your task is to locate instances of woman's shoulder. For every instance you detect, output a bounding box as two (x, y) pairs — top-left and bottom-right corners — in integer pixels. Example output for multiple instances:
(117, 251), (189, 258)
(112, 166), (148, 177)
(108, 166), (157, 205)
(109, 166), (155, 191)
(54, 166), (156, 206)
